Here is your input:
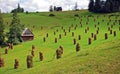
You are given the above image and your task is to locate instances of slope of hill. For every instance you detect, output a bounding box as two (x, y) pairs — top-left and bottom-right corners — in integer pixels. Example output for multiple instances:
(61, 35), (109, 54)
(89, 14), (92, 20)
(0, 10), (120, 74)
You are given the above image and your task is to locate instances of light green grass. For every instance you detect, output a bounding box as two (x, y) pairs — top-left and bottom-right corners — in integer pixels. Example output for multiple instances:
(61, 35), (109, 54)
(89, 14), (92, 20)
(0, 10), (120, 74)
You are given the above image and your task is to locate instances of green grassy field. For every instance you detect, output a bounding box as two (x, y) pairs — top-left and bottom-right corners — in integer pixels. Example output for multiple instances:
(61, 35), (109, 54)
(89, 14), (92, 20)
(0, 10), (120, 74)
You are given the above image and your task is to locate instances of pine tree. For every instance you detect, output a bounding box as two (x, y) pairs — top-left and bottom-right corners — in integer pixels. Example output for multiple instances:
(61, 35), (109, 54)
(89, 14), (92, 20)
(113, 0), (119, 12)
(74, 2), (78, 11)
(104, 0), (111, 13)
(49, 5), (53, 12)
(88, 0), (119, 13)
(17, 3), (24, 12)
(94, 0), (101, 12)
(8, 11), (24, 44)
(0, 10), (5, 45)
(88, 0), (94, 12)
(54, 6), (57, 11)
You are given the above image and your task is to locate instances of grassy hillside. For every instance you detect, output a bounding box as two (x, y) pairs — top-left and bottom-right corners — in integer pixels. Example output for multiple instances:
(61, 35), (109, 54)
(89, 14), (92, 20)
(0, 10), (120, 74)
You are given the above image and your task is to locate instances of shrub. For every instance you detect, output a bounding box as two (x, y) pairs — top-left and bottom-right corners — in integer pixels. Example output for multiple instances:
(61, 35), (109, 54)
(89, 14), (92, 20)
(26, 11), (29, 14)
(49, 14), (55, 17)
(74, 14), (79, 17)
(36, 11), (39, 13)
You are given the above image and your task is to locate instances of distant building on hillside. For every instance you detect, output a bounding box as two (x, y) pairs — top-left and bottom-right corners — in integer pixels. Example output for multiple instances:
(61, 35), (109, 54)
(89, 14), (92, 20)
(21, 28), (34, 41)
(52, 6), (62, 12)
(56, 7), (62, 11)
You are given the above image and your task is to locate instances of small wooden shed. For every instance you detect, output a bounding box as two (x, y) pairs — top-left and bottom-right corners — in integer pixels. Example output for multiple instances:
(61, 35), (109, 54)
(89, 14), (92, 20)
(21, 28), (34, 41)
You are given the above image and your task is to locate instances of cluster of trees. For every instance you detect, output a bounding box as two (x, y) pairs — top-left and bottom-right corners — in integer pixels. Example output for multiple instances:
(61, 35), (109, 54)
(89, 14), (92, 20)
(0, 10), (24, 46)
(11, 3), (24, 13)
(89, 0), (120, 13)
(49, 5), (62, 12)
(0, 10), (5, 45)
(8, 11), (24, 44)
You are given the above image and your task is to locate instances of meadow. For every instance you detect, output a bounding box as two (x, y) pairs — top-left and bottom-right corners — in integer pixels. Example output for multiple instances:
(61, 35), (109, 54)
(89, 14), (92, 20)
(0, 10), (120, 74)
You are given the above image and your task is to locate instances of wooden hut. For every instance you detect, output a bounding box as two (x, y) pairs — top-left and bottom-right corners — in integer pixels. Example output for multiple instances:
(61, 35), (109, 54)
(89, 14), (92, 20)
(21, 28), (34, 41)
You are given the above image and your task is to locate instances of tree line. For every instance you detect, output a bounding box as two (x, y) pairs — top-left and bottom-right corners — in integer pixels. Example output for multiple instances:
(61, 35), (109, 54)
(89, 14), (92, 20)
(88, 0), (120, 13)
(49, 5), (62, 12)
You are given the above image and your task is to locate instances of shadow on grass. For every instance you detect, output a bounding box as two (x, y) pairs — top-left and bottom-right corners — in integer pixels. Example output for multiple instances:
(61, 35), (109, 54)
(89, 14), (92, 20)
(77, 52), (89, 57)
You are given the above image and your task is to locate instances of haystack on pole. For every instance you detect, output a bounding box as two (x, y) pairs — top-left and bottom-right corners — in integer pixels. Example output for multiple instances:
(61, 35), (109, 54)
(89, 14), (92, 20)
(56, 49), (62, 59)
(88, 38), (92, 45)
(0, 57), (4, 67)
(59, 46), (63, 54)
(39, 52), (44, 61)
(26, 55), (33, 68)
(14, 59), (19, 69)
(105, 33), (108, 40)
(76, 43), (80, 52)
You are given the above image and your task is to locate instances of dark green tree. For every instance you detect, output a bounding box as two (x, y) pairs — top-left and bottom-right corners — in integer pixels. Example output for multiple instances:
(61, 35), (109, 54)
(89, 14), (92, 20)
(8, 11), (24, 44)
(88, 0), (120, 13)
(49, 5), (54, 12)
(74, 2), (79, 11)
(88, 0), (94, 12)
(54, 6), (57, 11)
(112, 0), (119, 12)
(94, 0), (101, 12)
(11, 3), (24, 13)
(104, 0), (111, 13)
(17, 3), (24, 12)
(0, 10), (5, 45)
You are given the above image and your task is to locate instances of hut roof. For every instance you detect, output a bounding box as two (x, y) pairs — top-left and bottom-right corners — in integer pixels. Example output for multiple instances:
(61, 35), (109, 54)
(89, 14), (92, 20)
(22, 28), (34, 36)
